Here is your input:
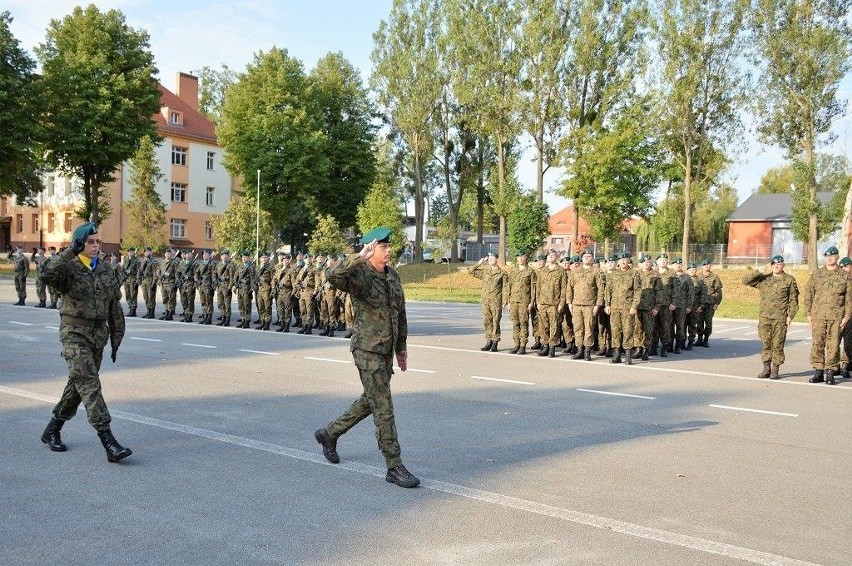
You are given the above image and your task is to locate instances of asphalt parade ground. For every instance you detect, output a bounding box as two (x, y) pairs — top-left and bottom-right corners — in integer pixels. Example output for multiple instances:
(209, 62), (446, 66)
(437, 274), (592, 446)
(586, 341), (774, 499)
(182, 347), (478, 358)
(1, 279), (850, 566)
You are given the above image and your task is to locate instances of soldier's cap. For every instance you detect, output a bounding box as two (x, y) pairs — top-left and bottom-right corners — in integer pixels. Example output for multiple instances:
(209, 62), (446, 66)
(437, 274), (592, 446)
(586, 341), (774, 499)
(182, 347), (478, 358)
(203, 248), (212, 254)
(770, 255), (785, 265)
(688, 262), (698, 269)
(619, 251), (632, 259)
(536, 254), (547, 261)
(657, 253), (668, 260)
(701, 258), (712, 266)
(559, 256), (570, 263)
(572, 255), (581, 263)
(515, 248), (527, 256)
(839, 256), (852, 267)
(281, 253), (292, 259)
(71, 222), (98, 243)
(547, 249), (558, 256)
(127, 247), (137, 252)
(608, 254), (619, 262)
(109, 252), (118, 257)
(220, 249), (230, 255)
(144, 246), (152, 252)
(673, 258), (683, 264)
(486, 251), (498, 258)
(361, 226), (392, 244)
(338, 254), (345, 260)
(582, 248), (593, 256)
(164, 248), (174, 254)
(240, 250), (251, 257)
(824, 245), (840, 256)
(260, 250), (270, 257)
(48, 246), (56, 251)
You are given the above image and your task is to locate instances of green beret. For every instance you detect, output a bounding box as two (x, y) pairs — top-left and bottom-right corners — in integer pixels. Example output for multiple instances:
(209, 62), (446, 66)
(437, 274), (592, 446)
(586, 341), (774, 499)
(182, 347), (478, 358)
(220, 249), (230, 255)
(608, 254), (619, 262)
(582, 248), (593, 255)
(657, 253), (668, 260)
(571, 255), (581, 263)
(770, 255), (785, 265)
(824, 245), (839, 256)
(559, 256), (570, 263)
(701, 259), (712, 266)
(72, 222), (97, 243)
(672, 258), (683, 264)
(619, 251), (631, 259)
(838, 256), (851, 267)
(516, 248), (527, 256)
(362, 226), (392, 244)
(486, 251), (497, 258)
(144, 246), (152, 252)
(536, 254), (547, 261)
(260, 250), (270, 257)
(127, 247), (137, 252)
(687, 262), (698, 269)
(240, 250), (251, 257)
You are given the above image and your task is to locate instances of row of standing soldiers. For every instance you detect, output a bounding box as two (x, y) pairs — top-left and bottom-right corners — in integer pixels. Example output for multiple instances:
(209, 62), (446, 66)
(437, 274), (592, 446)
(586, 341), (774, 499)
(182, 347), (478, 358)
(468, 249), (722, 363)
(118, 247), (353, 335)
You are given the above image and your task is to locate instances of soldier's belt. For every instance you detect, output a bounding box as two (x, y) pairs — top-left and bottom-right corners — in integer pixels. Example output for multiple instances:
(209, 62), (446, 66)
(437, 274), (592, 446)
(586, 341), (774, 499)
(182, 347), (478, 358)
(61, 315), (106, 328)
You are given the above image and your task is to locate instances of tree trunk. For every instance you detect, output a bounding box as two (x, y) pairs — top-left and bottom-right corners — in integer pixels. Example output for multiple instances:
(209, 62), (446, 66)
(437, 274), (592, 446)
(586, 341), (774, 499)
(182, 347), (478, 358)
(805, 146), (818, 272)
(476, 169), (484, 244)
(496, 137), (506, 263)
(681, 152), (692, 262)
(414, 151), (424, 262)
(535, 127), (544, 203)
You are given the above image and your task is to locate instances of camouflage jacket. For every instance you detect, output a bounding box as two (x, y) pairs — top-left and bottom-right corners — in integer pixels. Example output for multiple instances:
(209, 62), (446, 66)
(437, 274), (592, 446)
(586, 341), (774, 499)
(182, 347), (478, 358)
(506, 266), (536, 305)
(604, 269), (641, 310)
(179, 260), (198, 289)
(195, 260), (215, 290)
(214, 260), (236, 289)
(656, 268), (676, 307)
(328, 254), (407, 356)
(537, 265), (565, 308)
(34, 254), (47, 279)
(700, 271), (723, 306)
(234, 262), (256, 291)
(159, 258), (179, 284)
(804, 267), (852, 320)
(468, 263), (507, 303)
(689, 275), (707, 310)
(673, 273), (694, 309)
(256, 262), (274, 293)
(636, 269), (661, 310)
(566, 267), (603, 306)
(137, 257), (158, 283)
(743, 269), (799, 320)
(123, 255), (140, 280)
(275, 264), (297, 293)
(14, 255), (29, 276)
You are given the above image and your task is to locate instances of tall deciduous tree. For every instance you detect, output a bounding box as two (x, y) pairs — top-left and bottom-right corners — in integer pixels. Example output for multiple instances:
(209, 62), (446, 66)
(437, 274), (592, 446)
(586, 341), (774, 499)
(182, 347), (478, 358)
(757, 154), (851, 194)
(197, 64), (236, 126)
(0, 12), (43, 203)
(37, 5), (160, 225)
(653, 0), (747, 260)
(210, 193), (274, 257)
(372, 0), (441, 262)
(507, 193), (551, 257)
(307, 214), (347, 256)
(751, 0), (851, 268)
(357, 144), (407, 258)
(124, 136), (166, 252)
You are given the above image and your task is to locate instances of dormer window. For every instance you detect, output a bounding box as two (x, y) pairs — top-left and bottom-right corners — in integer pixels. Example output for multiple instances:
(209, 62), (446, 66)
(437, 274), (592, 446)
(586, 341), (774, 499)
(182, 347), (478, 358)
(162, 106), (184, 125)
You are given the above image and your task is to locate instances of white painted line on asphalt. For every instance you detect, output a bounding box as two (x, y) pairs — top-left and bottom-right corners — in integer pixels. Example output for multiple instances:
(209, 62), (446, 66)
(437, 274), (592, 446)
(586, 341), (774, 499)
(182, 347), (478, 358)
(8, 321), (32, 326)
(709, 404), (798, 418)
(305, 356), (351, 364)
(45, 326), (59, 330)
(577, 388), (656, 400)
(181, 343), (217, 349)
(239, 349), (278, 356)
(470, 375), (534, 385)
(130, 337), (162, 342)
(712, 326), (749, 334)
(787, 329), (804, 334)
(0, 384), (824, 566)
(745, 330), (758, 336)
(402, 368), (435, 374)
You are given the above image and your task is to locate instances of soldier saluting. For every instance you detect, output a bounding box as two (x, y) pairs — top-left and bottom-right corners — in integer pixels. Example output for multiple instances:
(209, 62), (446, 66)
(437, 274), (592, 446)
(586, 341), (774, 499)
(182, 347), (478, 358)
(468, 251), (507, 352)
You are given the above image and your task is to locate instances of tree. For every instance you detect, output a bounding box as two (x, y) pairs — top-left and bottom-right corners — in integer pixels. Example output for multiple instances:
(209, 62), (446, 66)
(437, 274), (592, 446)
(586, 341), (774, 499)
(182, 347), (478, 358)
(308, 214), (347, 256)
(507, 193), (551, 257)
(372, 0), (441, 262)
(197, 64), (236, 126)
(124, 136), (167, 252)
(751, 0), (851, 269)
(357, 165), (407, 259)
(36, 5), (160, 225)
(757, 154), (852, 194)
(692, 183), (738, 244)
(308, 52), (377, 229)
(0, 12), (43, 203)
(210, 193), (274, 258)
(652, 0), (747, 261)
(757, 164), (798, 194)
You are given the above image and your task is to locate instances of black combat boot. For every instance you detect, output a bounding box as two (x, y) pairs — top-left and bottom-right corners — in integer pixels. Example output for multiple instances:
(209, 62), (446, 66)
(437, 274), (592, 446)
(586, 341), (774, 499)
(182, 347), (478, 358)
(199, 314), (206, 324)
(319, 325), (329, 336)
(808, 369), (824, 383)
(548, 346), (556, 358)
(701, 336), (709, 347)
(164, 311), (174, 321)
(297, 324), (307, 334)
(216, 315), (226, 326)
(284, 323), (291, 333)
(40, 417), (67, 452)
(97, 429), (132, 463)
(184, 313), (193, 323)
(610, 349), (622, 364)
(489, 341), (498, 352)
(480, 340), (493, 351)
(769, 364), (780, 379)
(222, 316), (231, 327)
(674, 341), (682, 354)
(386, 464), (420, 488)
(758, 362), (771, 379)
(538, 345), (550, 357)
(625, 348), (633, 365)
(49, 301), (58, 309)
(314, 428), (340, 464)
(509, 345), (519, 354)
(558, 338), (567, 349)
(584, 347), (592, 361)
(840, 362), (850, 379)
(685, 338), (693, 351)
(159, 310), (168, 320)
(276, 323), (284, 332)
(127, 308), (136, 317)
(531, 338), (542, 351)
(518, 345), (526, 355)
(343, 330), (352, 338)
(660, 346), (667, 358)
(327, 325), (334, 338)
(37, 300), (46, 308)
(641, 347), (649, 361)
(825, 369), (836, 385)
(571, 346), (585, 360)
(303, 324), (312, 335)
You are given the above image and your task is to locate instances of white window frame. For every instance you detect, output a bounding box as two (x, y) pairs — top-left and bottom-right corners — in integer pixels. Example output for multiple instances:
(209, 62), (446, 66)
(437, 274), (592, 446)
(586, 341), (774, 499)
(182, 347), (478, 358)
(171, 146), (187, 166)
(206, 151), (215, 170)
(171, 182), (187, 203)
(204, 221), (213, 240)
(170, 218), (186, 238)
(205, 186), (215, 206)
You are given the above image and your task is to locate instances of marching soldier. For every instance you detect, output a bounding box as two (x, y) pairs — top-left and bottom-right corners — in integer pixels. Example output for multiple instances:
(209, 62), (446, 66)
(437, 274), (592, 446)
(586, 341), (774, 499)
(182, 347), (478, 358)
(505, 249), (536, 355)
(255, 251), (274, 330)
(34, 247), (48, 308)
(214, 249), (237, 327)
(804, 246), (852, 385)
(743, 255), (799, 379)
(13, 246), (29, 305)
(195, 249), (215, 325)
(137, 247), (159, 319)
(274, 252), (297, 332)
(840, 257), (852, 379)
(158, 248), (179, 321)
(652, 254), (675, 357)
(566, 249), (603, 361)
(685, 262), (707, 349)
(635, 255), (661, 361)
(536, 250), (566, 358)
(234, 250), (257, 329)
(605, 252), (641, 364)
(671, 259), (693, 354)
(697, 259), (723, 347)
(468, 251), (508, 352)
(178, 249), (198, 323)
(296, 254), (318, 334)
(122, 247), (140, 316)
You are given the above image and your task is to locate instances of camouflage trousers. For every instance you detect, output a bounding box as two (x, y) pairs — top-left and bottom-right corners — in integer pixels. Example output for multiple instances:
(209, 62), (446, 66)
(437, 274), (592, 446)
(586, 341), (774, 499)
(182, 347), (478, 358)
(161, 282), (177, 313)
(673, 307), (687, 342)
(509, 302), (531, 347)
(571, 305), (595, 347)
(141, 280), (157, 311)
(610, 309), (635, 350)
(326, 349), (401, 469)
(480, 299), (503, 342)
(698, 304), (715, 337)
(36, 278), (46, 303)
(686, 310), (701, 341)
(53, 322), (111, 431)
(180, 284), (197, 316)
(810, 318), (842, 370)
(276, 290), (294, 324)
(654, 307), (674, 349)
(14, 274), (26, 300)
(539, 305), (560, 346)
(124, 279), (139, 310)
(238, 288), (253, 320)
(320, 291), (337, 325)
(758, 317), (789, 365)
(596, 309), (611, 352)
(841, 320), (852, 364)
(256, 289), (273, 323)
(560, 309), (574, 346)
(216, 286), (233, 317)
(635, 309), (656, 350)
(198, 286), (214, 316)
(299, 290), (315, 326)
(344, 294), (354, 328)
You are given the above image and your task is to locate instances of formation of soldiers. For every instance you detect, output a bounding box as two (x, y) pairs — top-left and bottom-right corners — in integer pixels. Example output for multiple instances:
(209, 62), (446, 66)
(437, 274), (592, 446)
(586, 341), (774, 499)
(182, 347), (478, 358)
(472, 248), (724, 364)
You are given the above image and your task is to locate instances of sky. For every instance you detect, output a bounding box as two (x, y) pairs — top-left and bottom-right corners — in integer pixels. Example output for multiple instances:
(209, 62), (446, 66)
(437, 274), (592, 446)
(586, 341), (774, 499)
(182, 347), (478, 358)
(6, 0), (852, 214)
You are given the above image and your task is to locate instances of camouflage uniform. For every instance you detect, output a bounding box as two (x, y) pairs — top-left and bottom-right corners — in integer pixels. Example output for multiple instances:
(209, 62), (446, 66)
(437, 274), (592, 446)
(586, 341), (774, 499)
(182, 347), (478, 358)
(323, 254), (408, 470)
(506, 263), (536, 351)
(178, 255), (199, 321)
(158, 255), (180, 319)
(122, 251), (140, 314)
(566, 266), (603, 351)
(296, 263), (318, 332)
(635, 267), (661, 356)
(804, 267), (852, 372)
(698, 267), (723, 345)
(319, 262), (340, 333)
(255, 258), (274, 328)
(195, 256), (216, 323)
(652, 268), (675, 355)
(687, 272), (707, 346)
(274, 259), (297, 330)
(672, 270), (693, 351)
(537, 264), (566, 351)
(34, 252), (48, 306)
(41, 247), (125, 431)
(234, 259), (256, 328)
(605, 267), (641, 354)
(215, 257), (237, 323)
(595, 268), (612, 354)
(13, 252), (29, 304)
(468, 260), (508, 346)
(743, 268), (798, 370)
(137, 253), (159, 318)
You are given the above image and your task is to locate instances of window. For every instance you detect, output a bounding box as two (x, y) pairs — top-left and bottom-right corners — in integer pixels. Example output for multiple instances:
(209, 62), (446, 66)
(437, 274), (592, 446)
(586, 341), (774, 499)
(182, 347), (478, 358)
(171, 146), (187, 166)
(205, 186), (215, 206)
(207, 151), (215, 170)
(205, 221), (213, 240)
(170, 112), (181, 125)
(170, 218), (187, 238)
(551, 237), (563, 245)
(46, 176), (55, 197)
(32, 214), (39, 233)
(48, 213), (55, 233)
(64, 213), (72, 232)
(64, 179), (72, 196)
(171, 182), (187, 203)
(16, 214), (23, 233)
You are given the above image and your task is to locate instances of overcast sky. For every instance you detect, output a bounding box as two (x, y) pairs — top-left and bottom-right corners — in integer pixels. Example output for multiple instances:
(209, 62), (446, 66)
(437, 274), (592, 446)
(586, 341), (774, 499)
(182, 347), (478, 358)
(6, 0), (851, 213)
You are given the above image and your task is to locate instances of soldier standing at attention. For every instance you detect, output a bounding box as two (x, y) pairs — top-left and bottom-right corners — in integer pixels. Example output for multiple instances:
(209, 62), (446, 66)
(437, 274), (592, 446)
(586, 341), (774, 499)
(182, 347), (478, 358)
(314, 227), (418, 488)
(214, 249), (236, 326)
(839, 257), (852, 379)
(697, 259), (723, 347)
(605, 252), (641, 365)
(13, 246), (29, 305)
(743, 255), (799, 380)
(529, 254), (546, 351)
(652, 254), (675, 358)
(319, 256), (339, 337)
(33, 247), (48, 307)
(235, 250), (257, 329)
(137, 247), (158, 319)
(566, 249), (603, 361)
(536, 250), (566, 358)
(44, 247), (60, 309)
(596, 255), (617, 356)
(671, 259), (693, 354)
(468, 251), (507, 352)
(122, 247), (140, 316)
(685, 263), (706, 350)
(635, 255), (661, 361)
(804, 246), (852, 385)
(505, 249), (536, 355)
(39, 223), (131, 463)
(158, 249), (179, 321)
(195, 249), (215, 325)
(296, 254), (318, 334)
(274, 253), (297, 332)
(255, 251), (274, 330)
(558, 256), (576, 354)
(178, 249), (198, 323)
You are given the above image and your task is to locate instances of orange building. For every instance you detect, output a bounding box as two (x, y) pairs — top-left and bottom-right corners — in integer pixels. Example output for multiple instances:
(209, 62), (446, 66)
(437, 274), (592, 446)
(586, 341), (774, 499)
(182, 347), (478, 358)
(545, 205), (637, 256)
(1, 73), (238, 254)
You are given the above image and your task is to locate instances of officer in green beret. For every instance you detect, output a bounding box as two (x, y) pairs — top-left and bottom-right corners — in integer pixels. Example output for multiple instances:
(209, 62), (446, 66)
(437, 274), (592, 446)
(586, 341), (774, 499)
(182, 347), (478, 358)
(605, 252), (640, 364)
(804, 246), (852, 384)
(505, 248), (536, 354)
(314, 227), (419, 488)
(469, 251), (507, 352)
(743, 255), (799, 379)
(840, 256), (852, 378)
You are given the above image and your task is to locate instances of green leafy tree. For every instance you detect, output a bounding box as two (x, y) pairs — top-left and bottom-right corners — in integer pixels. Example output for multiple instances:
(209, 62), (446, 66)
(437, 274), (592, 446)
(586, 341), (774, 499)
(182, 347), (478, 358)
(751, 0), (851, 269)
(357, 159), (407, 259)
(507, 193), (550, 257)
(197, 64), (236, 125)
(757, 164), (798, 194)
(36, 5), (160, 225)
(308, 214), (347, 256)
(0, 12), (43, 203)
(757, 154), (851, 194)
(210, 193), (274, 258)
(692, 183), (738, 244)
(124, 136), (166, 252)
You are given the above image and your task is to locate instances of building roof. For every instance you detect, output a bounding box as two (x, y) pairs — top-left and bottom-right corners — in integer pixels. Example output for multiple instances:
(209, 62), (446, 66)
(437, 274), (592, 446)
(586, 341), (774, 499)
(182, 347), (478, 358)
(155, 84), (217, 144)
(727, 192), (836, 222)
(548, 205), (592, 235)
